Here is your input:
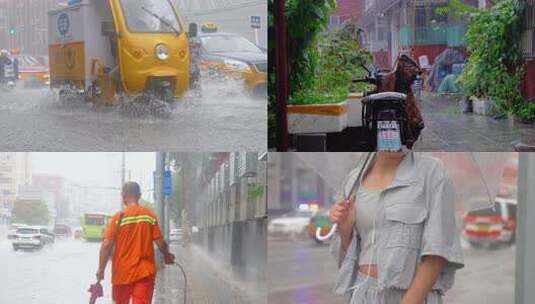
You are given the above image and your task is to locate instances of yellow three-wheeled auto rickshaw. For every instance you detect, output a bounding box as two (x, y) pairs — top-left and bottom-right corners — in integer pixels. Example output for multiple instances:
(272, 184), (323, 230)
(48, 0), (201, 117)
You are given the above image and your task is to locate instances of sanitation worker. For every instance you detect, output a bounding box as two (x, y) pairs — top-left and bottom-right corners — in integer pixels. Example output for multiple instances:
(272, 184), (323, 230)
(96, 181), (175, 304)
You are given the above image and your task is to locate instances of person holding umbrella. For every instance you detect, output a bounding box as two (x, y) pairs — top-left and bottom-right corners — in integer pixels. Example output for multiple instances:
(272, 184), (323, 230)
(329, 152), (464, 304)
(93, 182), (175, 304)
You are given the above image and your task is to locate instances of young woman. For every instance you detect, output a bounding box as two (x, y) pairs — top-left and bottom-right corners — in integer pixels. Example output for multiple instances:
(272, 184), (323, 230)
(329, 152), (463, 304)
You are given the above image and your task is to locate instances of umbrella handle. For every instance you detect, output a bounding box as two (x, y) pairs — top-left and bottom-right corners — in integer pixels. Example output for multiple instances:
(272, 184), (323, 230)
(316, 223), (337, 241)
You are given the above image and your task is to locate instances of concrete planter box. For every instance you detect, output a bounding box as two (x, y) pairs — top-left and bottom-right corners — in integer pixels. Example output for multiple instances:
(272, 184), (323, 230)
(346, 92), (364, 127)
(287, 93), (364, 134)
(473, 97), (497, 116)
(287, 101), (348, 134)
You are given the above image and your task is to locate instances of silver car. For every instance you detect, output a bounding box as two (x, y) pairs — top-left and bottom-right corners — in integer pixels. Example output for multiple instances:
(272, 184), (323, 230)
(12, 226), (55, 251)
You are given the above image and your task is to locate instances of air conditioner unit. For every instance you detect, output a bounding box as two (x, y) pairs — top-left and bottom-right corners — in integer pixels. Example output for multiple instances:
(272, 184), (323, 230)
(229, 152), (239, 185)
(238, 152), (257, 178)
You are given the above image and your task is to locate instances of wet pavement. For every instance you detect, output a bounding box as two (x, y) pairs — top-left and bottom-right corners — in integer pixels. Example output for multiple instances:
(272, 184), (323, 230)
(0, 84), (266, 151)
(155, 244), (266, 304)
(0, 236), (115, 304)
(268, 237), (345, 304)
(413, 93), (535, 151)
(268, 237), (515, 304)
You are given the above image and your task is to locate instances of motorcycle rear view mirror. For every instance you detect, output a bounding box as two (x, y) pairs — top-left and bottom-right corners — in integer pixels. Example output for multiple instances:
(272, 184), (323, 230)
(188, 23), (198, 39)
(101, 21), (119, 39)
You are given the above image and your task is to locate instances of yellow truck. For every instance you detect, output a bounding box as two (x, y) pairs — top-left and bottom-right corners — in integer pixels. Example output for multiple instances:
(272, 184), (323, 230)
(48, 0), (200, 115)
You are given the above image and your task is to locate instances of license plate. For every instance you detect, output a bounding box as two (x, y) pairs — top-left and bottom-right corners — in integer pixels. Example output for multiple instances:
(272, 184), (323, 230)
(377, 121), (401, 152)
(478, 224), (490, 232)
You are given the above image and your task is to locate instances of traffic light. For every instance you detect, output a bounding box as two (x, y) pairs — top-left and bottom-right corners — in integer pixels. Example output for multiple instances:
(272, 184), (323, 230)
(9, 27), (15, 36)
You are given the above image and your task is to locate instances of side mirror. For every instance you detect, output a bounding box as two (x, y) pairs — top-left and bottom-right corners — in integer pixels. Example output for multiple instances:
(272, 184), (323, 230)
(188, 23), (198, 38)
(101, 21), (119, 38)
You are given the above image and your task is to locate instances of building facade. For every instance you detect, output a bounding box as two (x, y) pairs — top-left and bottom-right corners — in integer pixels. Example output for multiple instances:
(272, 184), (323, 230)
(170, 152), (267, 281)
(267, 153), (334, 216)
(360, 0), (477, 68)
(175, 0), (267, 48)
(0, 152), (31, 223)
(0, 0), (62, 54)
(329, 0), (364, 29)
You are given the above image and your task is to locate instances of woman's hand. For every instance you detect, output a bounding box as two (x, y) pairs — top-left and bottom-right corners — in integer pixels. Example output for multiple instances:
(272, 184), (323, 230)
(330, 196), (356, 258)
(329, 195), (356, 233)
(401, 255), (447, 304)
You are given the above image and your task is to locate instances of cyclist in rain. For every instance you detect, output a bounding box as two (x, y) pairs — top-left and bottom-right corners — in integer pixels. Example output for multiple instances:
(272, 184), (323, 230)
(0, 49), (18, 84)
(330, 152), (463, 304)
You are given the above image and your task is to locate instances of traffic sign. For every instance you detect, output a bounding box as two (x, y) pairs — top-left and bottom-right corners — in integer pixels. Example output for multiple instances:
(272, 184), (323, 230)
(153, 170), (173, 197)
(164, 170), (172, 196)
(250, 16), (261, 29)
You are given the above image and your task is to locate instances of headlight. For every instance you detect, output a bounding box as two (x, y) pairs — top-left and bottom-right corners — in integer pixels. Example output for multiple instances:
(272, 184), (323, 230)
(223, 59), (249, 71)
(155, 44), (169, 61)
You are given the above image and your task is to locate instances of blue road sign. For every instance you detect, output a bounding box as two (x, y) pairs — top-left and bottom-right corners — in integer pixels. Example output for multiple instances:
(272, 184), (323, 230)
(164, 170), (172, 196)
(153, 170), (173, 197)
(250, 16), (261, 29)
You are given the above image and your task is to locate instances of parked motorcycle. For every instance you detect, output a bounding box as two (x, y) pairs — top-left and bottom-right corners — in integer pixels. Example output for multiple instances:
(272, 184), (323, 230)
(0, 78), (16, 92)
(327, 54), (424, 152)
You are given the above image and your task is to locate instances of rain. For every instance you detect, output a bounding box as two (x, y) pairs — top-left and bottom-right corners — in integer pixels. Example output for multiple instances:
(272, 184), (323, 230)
(0, 152), (268, 303)
(267, 152), (527, 304)
(0, 0), (267, 151)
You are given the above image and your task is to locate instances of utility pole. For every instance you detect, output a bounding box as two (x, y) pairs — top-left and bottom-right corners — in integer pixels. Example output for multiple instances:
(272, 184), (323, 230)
(274, 0), (289, 151)
(515, 153), (535, 304)
(164, 156), (170, 243)
(155, 152), (166, 266)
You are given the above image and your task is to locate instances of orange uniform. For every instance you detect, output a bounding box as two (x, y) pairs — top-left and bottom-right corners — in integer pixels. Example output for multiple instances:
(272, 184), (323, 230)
(104, 204), (163, 304)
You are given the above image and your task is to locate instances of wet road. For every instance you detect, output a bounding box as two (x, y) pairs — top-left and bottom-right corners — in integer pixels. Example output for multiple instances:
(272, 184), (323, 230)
(268, 238), (345, 304)
(0, 237), (115, 304)
(0, 229), (262, 304)
(414, 92), (535, 151)
(268, 237), (515, 304)
(0, 84), (266, 151)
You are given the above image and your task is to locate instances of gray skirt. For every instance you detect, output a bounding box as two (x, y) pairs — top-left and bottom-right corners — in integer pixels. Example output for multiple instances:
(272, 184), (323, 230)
(348, 274), (443, 304)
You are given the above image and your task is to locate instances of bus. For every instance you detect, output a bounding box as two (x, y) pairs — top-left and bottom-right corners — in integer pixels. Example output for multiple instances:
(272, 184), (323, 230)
(81, 212), (112, 241)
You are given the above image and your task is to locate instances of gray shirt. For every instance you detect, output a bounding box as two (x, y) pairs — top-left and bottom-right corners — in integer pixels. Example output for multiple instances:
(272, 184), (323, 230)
(330, 152), (464, 300)
(355, 185), (382, 265)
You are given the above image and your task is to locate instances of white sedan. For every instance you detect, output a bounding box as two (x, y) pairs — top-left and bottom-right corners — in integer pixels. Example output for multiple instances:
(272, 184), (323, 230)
(268, 210), (314, 239)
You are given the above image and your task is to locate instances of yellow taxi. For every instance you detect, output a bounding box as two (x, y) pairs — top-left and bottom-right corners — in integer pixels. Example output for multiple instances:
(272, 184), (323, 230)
(192, 23), (267, 97)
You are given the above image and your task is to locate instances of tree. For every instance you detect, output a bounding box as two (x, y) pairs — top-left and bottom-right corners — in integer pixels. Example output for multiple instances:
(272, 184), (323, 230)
(12, 199), (50, 225)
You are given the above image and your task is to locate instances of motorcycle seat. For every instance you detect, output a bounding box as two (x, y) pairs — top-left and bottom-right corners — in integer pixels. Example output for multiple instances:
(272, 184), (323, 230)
(363, 92), (406, 102)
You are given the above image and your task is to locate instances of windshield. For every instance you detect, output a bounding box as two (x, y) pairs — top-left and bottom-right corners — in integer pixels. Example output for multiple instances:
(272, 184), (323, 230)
(17, 228), (39, 234)
(85, 214), (106, 225)
(285, 210), (314, 218)
(201, 35), (262, 53)
(120, 0), (181, 33)
(468, 203), (500, 216)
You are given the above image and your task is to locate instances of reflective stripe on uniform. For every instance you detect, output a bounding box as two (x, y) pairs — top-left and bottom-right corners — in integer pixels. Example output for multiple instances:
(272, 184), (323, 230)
(117, 215), (156, 226)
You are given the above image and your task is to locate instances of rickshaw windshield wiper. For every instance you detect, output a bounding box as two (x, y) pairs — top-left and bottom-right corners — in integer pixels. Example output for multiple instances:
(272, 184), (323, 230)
(141, 6), (180, 36)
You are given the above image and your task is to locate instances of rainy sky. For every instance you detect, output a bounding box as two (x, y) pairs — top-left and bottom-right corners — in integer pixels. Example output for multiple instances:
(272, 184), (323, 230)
(31, 152), (156, 200)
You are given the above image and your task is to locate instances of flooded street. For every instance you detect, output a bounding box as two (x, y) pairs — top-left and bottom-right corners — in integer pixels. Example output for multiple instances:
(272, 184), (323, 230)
(0, 235), (115, 304)
(0, 84), (266, 151)
(0, 233), (263, 304)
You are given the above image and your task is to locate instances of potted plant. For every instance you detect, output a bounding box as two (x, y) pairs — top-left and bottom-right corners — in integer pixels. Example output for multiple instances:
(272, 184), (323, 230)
(287, 19), (372, 134)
